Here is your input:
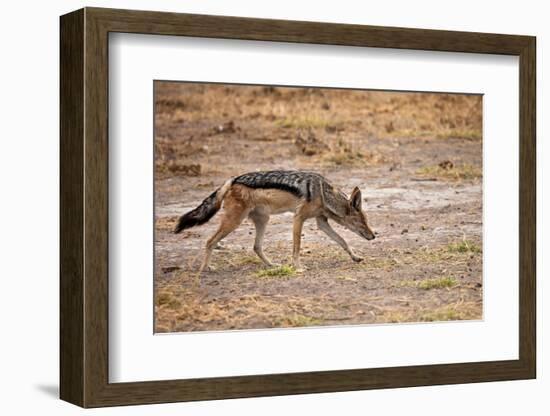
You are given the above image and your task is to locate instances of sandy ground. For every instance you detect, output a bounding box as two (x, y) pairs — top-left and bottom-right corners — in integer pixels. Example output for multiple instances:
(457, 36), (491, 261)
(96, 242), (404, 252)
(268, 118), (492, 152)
(154, 83), (483, 332)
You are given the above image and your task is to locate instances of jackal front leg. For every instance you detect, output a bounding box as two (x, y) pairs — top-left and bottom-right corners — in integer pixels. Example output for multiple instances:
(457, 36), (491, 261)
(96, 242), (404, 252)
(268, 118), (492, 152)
(292, 215), (305, 271)
(249, 210), (276, 267)
(316, 216), (363, 262)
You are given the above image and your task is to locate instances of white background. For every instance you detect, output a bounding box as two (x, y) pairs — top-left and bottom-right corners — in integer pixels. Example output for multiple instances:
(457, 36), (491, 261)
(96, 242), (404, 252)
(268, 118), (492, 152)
(0, 0), (546, 415)
(110, 34), (519, 382)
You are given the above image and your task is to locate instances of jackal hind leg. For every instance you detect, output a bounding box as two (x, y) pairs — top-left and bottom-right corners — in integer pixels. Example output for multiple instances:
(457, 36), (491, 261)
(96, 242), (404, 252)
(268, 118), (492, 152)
(249, 210), (275, 267)
(316, 216), (363, 262)
(199, 201), (248, 272)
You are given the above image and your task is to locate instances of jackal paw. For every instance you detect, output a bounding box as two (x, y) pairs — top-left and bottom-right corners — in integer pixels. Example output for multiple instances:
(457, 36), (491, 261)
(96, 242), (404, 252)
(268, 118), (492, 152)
(199, 264), (216, 272)
(292, 264), (307, 273)
(351, 255), (364, 263)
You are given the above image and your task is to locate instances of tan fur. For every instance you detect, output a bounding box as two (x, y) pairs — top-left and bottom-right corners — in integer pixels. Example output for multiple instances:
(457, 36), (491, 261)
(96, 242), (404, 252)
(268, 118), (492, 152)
(198, 183), (374, 272)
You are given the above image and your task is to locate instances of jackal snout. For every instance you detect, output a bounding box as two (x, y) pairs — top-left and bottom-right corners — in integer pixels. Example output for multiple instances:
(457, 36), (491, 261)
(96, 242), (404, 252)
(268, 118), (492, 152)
(341, 186), (376, 241)
(343, 212), (376, 241)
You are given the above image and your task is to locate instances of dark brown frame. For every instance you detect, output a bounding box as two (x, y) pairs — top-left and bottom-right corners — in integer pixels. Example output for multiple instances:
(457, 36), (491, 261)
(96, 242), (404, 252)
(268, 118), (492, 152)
(60, 7), (536, 408)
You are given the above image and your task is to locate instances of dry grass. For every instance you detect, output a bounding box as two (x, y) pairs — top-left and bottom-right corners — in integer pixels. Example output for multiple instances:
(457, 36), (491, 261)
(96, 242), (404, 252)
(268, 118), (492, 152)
(208, 251), (264, 270)
(321, 138), (389, 167)
(434, 129), (482, 141)
(416, 164), (482, 181)
(360, 256), (400, 271)
(154, 83), (482, 177)
(276, 116), (335, 130)
(155, 289), (184, 310)
(380, 311), (408, 323)
(156, 291), (172, 306)
(155, 289), (335, 332)
(154, 237), (482, 332)
(375, 301), (481, 324)
(377, 93), (482, 141)
(155, 216), (179, 232)
(155, 258), (482, 331)
(272, 314), (322, 327)
(420, 307), (469, 322)
(362, 242), (481, 270)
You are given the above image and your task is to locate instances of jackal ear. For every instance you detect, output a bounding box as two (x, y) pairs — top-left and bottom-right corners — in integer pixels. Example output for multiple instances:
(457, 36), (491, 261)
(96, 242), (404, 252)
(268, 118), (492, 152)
(320, 181), (349, 218)
(350, 187), (362, 210)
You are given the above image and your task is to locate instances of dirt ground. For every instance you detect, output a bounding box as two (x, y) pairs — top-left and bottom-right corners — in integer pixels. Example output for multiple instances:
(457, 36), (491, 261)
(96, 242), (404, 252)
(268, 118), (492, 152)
(154, 82), (483, 333)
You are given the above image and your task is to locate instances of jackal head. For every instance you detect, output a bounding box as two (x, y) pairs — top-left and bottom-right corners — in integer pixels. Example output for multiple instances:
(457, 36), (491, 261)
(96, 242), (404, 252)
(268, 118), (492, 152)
(323, 185), (376, 240)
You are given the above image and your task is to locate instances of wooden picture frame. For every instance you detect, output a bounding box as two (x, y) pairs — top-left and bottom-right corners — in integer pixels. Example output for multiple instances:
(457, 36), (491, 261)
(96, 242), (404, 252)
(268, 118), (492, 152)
(60, 7), (536, 408)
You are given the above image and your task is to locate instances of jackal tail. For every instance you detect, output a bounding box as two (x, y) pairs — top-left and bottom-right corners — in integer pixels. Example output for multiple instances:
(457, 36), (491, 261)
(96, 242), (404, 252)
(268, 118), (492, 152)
(174, 179), (232, 234)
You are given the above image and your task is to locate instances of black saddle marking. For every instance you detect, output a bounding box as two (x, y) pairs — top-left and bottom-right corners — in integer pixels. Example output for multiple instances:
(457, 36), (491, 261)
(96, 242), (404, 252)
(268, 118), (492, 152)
(233, 170), (324, 201)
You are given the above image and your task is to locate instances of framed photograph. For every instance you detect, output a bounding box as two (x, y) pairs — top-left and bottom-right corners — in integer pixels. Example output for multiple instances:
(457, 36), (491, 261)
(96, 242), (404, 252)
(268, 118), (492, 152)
(60, 7), (536, 408)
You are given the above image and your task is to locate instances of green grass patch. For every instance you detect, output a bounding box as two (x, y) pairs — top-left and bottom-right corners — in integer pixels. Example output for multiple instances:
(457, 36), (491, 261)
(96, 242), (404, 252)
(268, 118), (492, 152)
(388, 128), (481, 141)
(255, 264), (296, 278)
(420, 307), (466, 322)
(417, 276), (457, 290)
(400, 276), (457, 290)
(446, 240), (482, 254)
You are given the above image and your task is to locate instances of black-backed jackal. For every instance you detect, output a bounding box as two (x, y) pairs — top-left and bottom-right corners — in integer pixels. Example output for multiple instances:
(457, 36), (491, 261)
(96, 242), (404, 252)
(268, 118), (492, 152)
(174, 170), (376, 272)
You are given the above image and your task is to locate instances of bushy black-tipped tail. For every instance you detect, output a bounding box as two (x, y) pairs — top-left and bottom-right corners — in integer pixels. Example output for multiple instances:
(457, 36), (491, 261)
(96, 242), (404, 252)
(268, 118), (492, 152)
(174, 180), (232, 234)
(174, 190), (220, 234)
